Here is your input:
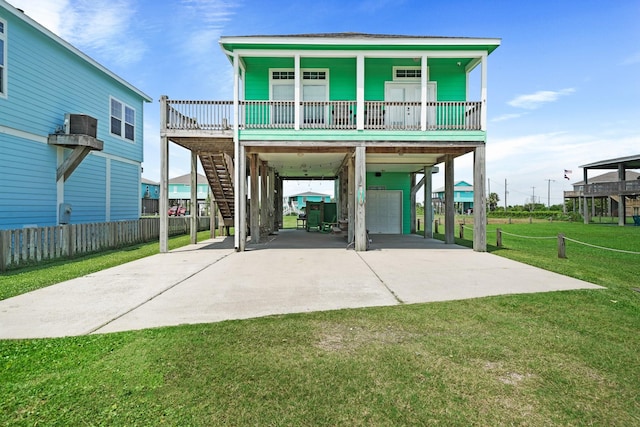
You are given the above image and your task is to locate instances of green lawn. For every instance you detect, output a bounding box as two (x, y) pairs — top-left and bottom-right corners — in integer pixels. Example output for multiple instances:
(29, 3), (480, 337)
(1, 222), (639, 425)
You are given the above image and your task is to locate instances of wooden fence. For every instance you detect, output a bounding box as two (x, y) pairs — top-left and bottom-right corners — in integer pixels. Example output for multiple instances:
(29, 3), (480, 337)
(0, 217), (210, 271)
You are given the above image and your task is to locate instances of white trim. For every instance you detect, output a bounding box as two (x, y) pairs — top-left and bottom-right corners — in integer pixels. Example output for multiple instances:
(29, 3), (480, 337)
(0, 16), (7, 98)
(420, 57), (428, 131)
(356, 54), (365, 130)
(220, 35), (501, 47)
(0, 125), (47, 143)
(392, 66), (426, 82)
(109, 96), (136, 143)
(226, 48), (490, 60)
(294, 57), (300, 130)
(0, 0), (151, 101)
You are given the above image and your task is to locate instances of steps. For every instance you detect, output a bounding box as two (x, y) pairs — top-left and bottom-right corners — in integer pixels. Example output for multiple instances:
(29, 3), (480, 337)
(200, 153), (235, 226)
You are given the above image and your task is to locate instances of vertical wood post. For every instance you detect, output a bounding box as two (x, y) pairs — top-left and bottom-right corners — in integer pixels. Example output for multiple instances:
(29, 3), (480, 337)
(558, 233), (566, 258)
(260, 161), (268, 238)
(159, 95), (169, 253)
(0, 230), (10, 272)
(355, 146), (367, 251)
(190, 151), (198, 244)
(444, 155), (455, 244)
(496, 228), (502, 247)
(434, 219), (439, 234)
(250, 153), (260, 243)
(347, 151), (355, 244)
(473, 145), (487, 251)
(424, 166), (433, 238)
(459, 222), (464, 239)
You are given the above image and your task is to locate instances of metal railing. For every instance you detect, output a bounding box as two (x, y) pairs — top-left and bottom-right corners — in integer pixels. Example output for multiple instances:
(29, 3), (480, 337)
(164, 100), (482, 132)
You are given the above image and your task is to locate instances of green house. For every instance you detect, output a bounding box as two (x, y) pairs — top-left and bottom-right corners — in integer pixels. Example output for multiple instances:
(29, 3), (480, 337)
(433, 180), (474, 214)
(159, 33), (500, 252)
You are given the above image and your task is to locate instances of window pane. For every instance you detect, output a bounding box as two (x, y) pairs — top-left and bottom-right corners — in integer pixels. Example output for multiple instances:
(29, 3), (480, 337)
(125, 106), (135, 124)
(0, 40), (4, 66)
(111, 117), (121, 135)
(111, 99), (122, 118)
(0, 22), (4, 34)
(125, 123), (134, 140)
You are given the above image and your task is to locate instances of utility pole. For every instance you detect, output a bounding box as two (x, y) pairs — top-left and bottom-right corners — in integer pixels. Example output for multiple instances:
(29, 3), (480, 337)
(531, 186), (536, 211)
(545, 179), (555, 208)
(504, 178), (508, 211)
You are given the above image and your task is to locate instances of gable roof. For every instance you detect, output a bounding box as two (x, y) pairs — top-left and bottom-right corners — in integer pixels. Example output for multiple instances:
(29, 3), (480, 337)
(169, 173), (209, 185)
(573, 170), (640, 185)
(433, 181), (474, 193)
(1, 0), (151, 102)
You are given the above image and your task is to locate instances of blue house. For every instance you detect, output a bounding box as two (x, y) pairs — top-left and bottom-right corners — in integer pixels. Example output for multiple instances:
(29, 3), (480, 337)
(287, 191), (331, 212)
(141, 178), (160, 216)
(0, 1), (151, 229)
(168, 173), (210, 215)
(433, 180), (474, 214)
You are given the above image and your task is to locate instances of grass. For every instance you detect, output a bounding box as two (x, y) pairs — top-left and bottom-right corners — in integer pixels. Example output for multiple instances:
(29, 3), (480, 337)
(0, 231), (212, 301)
(1, 222), (640, 425)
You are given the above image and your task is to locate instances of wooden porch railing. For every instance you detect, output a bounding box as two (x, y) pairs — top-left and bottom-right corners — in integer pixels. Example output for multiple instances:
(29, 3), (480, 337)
(164, 100), (482, 132)
(567, 180), (640, 197)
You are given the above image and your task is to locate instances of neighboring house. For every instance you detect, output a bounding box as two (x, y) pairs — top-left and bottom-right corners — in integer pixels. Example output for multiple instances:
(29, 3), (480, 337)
(433, 180), (474, 214)
(141, 178), (160, 215)
(287, 191), (331, 211)
(564, 156), (640, 222)
(0, 1), (151, 229)
(159, 33), (500, 251)
(168, 173), (210, 215)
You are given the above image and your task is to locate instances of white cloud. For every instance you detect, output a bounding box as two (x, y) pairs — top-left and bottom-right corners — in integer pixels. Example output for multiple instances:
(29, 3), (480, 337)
(491, 112), (526, 123)
(507, 88), (576, 110)
(9, 0), (145, 67)
(621, 51), (640, 65)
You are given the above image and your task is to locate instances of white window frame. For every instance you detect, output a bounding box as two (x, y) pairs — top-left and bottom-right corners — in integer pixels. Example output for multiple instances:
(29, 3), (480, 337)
(392, 66), (428, 82)
(110, 97), (136, 142)
(0, 18), (7, 98)
(268, 68), (330, 125)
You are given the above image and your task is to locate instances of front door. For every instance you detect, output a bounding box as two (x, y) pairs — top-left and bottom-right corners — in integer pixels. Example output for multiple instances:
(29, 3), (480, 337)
(385, 83), (436, 129)
(303, 84), (327, 125)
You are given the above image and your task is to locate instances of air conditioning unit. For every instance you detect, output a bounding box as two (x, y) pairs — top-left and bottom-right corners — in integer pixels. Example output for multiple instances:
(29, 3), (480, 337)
(64, 114), (97, 138)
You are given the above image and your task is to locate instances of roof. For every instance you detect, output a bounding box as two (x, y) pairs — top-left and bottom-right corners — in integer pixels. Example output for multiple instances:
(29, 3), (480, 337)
(1, 0), (152, 102)
(580, 154), (640, 170)
(433, 181), (474, 193)
(169, 173), (209, 185)
(141, 178), (159, 185)
(288, 191), (331, 198)
(220, 32), (501, 54)
(573, 171), (640, 185)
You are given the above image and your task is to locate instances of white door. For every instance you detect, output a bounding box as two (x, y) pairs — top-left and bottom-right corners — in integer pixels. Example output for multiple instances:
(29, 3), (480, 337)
(385, 83), (436, 129)
(366, 190), (402, 234)
(303, 84), (327, 124)
(272, 84), (294, 124)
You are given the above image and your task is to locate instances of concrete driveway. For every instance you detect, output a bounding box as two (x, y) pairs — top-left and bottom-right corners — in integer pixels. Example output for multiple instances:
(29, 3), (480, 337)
(0, 231), (603, 339)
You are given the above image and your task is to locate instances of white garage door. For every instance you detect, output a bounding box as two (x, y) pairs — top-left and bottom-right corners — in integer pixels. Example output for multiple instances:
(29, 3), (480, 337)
(366, 190), (403, 234)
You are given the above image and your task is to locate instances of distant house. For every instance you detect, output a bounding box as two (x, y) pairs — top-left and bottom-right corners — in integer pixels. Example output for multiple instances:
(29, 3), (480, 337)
(564, 167), (640, 220)
(168, 173), (210, 215)
(141, 178), (160, 215)
(0, 1), (151, 229)
(287, 191), (331, 211)
(433, 181), (474, 214)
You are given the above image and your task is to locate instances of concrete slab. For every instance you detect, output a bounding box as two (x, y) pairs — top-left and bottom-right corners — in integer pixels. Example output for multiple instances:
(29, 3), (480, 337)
(0, 232), (603, 339)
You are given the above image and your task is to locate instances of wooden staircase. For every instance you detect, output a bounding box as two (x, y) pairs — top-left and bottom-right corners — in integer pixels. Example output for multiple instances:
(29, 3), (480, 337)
(199, 152), (235, 226)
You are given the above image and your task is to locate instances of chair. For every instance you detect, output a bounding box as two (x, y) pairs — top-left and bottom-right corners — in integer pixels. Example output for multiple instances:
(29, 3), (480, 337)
(633, 215), (640, 226)
(321, 215), (338, 233)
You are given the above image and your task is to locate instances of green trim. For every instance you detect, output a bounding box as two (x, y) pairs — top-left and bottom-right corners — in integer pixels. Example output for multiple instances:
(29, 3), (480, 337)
(239, 129), (485, 142)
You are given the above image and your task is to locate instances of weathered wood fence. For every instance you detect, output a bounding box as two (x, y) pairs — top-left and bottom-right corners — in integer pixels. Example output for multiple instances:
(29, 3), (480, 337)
(0, 217), (210, 271)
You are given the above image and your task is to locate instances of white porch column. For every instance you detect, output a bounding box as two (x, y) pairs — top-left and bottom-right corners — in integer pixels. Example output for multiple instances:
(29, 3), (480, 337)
(480, 52), (488, 131)
(420, 55), (428, 131)
(424, 166), (433, 238)
(355, 146), (367, 251)
(190, 151), (198, 244)
(473, 145), (487, 251)
(356, 55), (365, 130)
(294, 54), (301, 131)
(159, 95), (169, 253)
(444, 155), (455, 244)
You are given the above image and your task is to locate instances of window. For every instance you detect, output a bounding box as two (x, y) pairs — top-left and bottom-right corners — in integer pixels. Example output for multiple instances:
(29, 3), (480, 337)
(0, 19), (6, 97)
(393, 66), (426, 81)
(110, 97), (135, 141)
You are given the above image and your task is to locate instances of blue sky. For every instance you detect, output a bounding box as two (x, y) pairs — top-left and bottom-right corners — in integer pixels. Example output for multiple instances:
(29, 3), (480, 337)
(9, 0), (640, 205)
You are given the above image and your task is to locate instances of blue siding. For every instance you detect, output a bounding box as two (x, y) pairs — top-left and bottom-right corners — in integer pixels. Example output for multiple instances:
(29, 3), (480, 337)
(110, 160), (139, 220)
(64, 154), (107, 223)
(0, 6), (148, 229)
(0, 133), (57, 229)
